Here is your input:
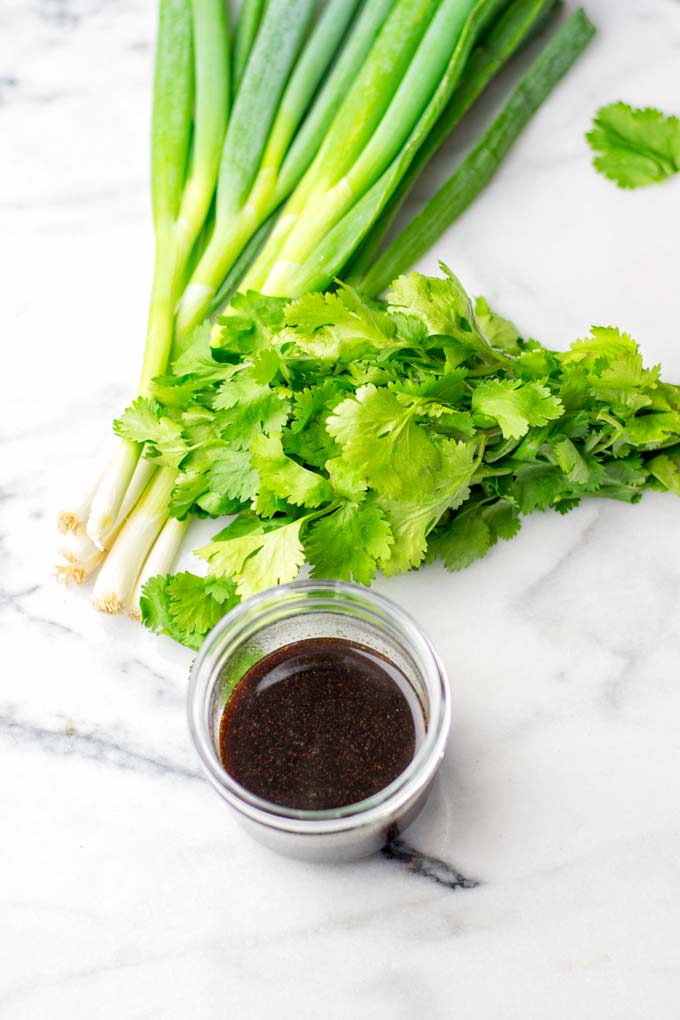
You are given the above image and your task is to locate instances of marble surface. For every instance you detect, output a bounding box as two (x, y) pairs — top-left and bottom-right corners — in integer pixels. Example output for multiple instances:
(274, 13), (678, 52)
(2, 1), (680, 1016)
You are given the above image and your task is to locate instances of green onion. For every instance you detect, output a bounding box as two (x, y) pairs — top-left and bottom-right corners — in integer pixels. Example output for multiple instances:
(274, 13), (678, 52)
(248, 0), (512, 295)
(232, 0), (266, 96)
(175, 0), (377, 337)
(346, 0), (558, 281)
(56, 531), (105, 586)
(359, 8), (597, 296)
(85, 0), (229, 547)
(129, 516), (189, 619)
(93, 468), (178, 614)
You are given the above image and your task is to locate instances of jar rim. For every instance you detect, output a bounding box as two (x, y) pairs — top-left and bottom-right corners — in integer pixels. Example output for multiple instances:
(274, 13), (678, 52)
(187, 579), (451, 835)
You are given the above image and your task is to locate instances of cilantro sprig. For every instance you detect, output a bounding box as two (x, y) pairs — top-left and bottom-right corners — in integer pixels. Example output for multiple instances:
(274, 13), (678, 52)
(587, 102), (680, 189)
(114, 265), (680, 648)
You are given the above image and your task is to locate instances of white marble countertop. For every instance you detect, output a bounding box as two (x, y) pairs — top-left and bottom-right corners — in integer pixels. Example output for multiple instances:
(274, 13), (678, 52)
(2, 1), (680, 1016)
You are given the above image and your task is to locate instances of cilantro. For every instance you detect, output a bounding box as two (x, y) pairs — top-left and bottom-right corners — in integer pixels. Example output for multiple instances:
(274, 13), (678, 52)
(306, 500), (393, 584)
(430, 506), (492, 573)
(115, 268), (680, 649)
(472, 379), (563, 439)
(140, 572), (239, 650)
(114, 397), (188, 468)
(196, 515), (307, 598)
(587, 102), (680, 189)
(326, 385), (441, 498)
(250, 433), (333, 509)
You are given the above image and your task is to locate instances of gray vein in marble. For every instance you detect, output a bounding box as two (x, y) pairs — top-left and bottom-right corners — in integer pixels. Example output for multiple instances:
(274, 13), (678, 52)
(0, 711), (202, 782)
(0, 584), (78, 638)
(515, 511), (602, 608)
(382, 838), (480, 891)
(35, 0), (110, 28)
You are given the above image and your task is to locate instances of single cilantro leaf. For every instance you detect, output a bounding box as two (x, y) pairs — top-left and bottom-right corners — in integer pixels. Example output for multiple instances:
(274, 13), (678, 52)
(283, 283), (395, 361)
(206, 448), (259, 503)
(306, 501), (393, 584)
(325, 457), (367, 500)
(139, 576), (186, 645)
(379, 439), (477, 575)
(550, 437), (605, 491)
(114, 397), (188, 467)
(647, 453), (680, 496)
(509, 462), (567, 513)
(196, 516), (307, 598)
(561, 326), (639, 367)
(140, 573), (240, 650)
(196, 448), (259, 516)
(624, 412), (680, 446)
(213, 291), (288, 356)
(250, 433), (333, 509)
(326, 384), (441, 498)
(472, 379), (563, 439)
(430, 506), (491, 572)
(516, 345), (559, 380)
(171, 322), (219, 377)
(474, 296), (521, 353)
(387, 267), (490, 354)
(389, 311), (429, 346)
(166, 572), (239, 638)
(169, 470), (210, 519)
(483, 498), (521, 541)
(587, 102), (680, 188)
(397, 371), (467, 404)
(213, 371), (291, 449)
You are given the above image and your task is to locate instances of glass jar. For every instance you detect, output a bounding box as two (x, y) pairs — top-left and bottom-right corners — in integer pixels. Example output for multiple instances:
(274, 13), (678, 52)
(187, 579), (451, 862)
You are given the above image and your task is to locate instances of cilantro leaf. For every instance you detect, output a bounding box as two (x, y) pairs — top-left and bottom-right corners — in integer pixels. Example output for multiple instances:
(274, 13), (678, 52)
(387, 266), (490, 355)
(196, 516), (307, 598)
(647, 453), (680, 496)
(509, 462), (567, 513)
(213, 291), (288, 356)
(474, 296), (521, 353)
(472, 379), (563, 439)
(379, 439), (477, 574)
(430, 506), (492, 572)
(213, 371), (291, 448)
(587, 102), (680, 188)
(306, 501), (393, 584)
(114, 397), (188, 467)
(326, 384), (441, 498)
(250, 433), (333, 509)
(140, 573), (239, 650)
(283, 283), (395, 361)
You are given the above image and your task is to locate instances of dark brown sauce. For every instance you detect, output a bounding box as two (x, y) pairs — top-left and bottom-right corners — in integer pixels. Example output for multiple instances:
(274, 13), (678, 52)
(218, 637), (420, 811)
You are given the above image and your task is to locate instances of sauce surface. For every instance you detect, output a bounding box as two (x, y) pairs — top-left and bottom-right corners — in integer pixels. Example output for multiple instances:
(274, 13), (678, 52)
(219, 637), (419, 811)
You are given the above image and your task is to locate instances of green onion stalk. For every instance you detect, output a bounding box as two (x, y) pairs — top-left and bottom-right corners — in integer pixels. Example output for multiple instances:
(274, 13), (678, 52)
(174, 0), (392, 339)
(68, 0), (230, 556)
(241, 0), (510, 297)
(359, 7), (597, 295)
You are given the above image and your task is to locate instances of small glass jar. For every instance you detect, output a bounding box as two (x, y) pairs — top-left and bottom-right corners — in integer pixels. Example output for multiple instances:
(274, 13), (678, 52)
(187, 579), (451, 862)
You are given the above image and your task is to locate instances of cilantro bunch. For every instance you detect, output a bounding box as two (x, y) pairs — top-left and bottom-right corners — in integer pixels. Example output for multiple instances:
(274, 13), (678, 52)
(112, 265), (680, 649)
